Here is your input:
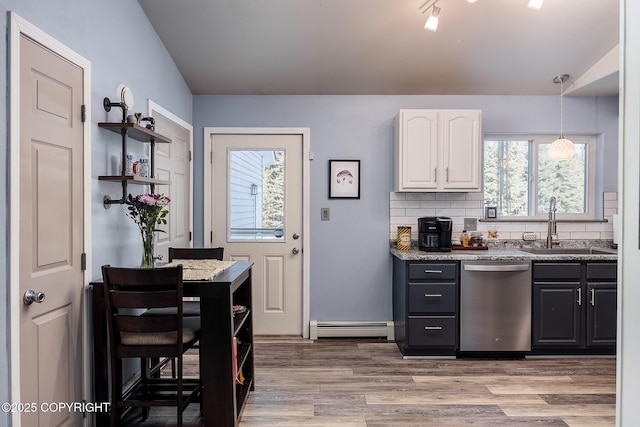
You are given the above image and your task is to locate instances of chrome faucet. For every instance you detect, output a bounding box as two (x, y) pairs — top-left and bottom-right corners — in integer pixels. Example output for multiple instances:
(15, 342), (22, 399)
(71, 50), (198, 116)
(547, 196), (558, 248)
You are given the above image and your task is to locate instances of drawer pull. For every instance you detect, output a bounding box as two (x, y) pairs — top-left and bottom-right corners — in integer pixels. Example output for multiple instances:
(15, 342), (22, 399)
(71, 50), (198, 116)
(423, 269), (443, 274)
(424, 326), (443, 330)
(424, 293), (443, 298)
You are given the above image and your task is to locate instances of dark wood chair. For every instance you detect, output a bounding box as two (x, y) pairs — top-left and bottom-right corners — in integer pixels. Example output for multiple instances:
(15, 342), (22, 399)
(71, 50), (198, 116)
(169, 246), (224, 262)
(101, 265), (201, 427)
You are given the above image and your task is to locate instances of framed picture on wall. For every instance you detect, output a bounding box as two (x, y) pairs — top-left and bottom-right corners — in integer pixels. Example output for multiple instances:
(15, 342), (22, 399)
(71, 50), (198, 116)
(329, 160), (360, 199)
(486, 206), (497, 219)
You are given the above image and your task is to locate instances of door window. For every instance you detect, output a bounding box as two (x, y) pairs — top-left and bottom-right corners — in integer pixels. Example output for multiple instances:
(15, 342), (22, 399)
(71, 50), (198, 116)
(228, 149), (285, 241)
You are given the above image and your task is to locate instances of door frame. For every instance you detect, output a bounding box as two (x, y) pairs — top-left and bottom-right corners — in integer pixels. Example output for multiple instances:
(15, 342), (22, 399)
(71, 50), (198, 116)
(203, 127), (311, 338)
(148, 100), (194, 248)
(9, 13), (92, 427)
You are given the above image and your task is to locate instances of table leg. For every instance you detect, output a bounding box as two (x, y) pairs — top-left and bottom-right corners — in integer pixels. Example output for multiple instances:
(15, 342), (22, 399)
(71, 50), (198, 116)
(199, 295), (236, 427)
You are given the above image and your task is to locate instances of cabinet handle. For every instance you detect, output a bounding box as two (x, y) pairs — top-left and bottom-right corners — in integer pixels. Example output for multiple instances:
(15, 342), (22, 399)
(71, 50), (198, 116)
(424, 326), (443, 330)
(424, 293), (443, 298)
(423, 269), (443, 274)
(590, 288), (595, 306)
(577, 287), (582, 306)
(433, 168), (437, 183)
(446, 167), (449, 182)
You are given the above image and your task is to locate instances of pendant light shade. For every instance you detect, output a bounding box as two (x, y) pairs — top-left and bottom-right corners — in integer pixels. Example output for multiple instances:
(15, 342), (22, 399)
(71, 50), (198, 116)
(549, 137), (575, 161)
(549, 74), (575, 161)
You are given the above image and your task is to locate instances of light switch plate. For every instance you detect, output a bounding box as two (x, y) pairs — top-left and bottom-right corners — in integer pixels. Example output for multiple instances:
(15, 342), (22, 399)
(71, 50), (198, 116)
(321, 208), (330, 221)
(463, 218), (477, 231)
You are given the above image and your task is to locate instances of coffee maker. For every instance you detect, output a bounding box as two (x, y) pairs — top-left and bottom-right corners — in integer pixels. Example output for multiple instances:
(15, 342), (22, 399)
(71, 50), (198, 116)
(418, 216), (453, 252)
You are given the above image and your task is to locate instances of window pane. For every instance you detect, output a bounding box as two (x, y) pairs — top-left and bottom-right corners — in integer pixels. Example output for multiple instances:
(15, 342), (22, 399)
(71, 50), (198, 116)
(483, 140), (530, 216)
(228, 150), (285, 240)
(538, 143), (587, 214)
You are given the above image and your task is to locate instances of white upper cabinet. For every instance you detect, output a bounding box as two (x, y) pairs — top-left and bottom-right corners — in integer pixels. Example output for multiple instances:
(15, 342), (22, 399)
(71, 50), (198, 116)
(394, 109), (482, 192)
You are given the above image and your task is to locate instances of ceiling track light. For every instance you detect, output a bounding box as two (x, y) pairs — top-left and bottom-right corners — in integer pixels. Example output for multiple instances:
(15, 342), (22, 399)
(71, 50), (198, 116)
(419, 0), (540, 32)
(424, 6), (440, 31)
(420, 0), (441, 31)
(549, 74), (576, 161)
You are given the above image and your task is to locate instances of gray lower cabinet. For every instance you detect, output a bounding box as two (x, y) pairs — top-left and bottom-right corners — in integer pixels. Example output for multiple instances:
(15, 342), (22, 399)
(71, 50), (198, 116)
(393, 258), (458, 356)
(532, 261), (616, 354)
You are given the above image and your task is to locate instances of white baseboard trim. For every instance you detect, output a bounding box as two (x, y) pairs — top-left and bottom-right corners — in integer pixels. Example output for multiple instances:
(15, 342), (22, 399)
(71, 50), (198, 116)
(309, 321), (394, 340)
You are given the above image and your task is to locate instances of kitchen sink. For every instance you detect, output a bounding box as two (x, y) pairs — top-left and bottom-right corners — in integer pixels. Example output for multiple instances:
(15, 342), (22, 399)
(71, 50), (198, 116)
(517, 247), (616, 255)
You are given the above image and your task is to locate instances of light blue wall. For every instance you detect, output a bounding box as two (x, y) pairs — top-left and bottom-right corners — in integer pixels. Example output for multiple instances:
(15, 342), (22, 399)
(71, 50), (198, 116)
(193, 95), (619, 321)
(0, 0), (192, 418)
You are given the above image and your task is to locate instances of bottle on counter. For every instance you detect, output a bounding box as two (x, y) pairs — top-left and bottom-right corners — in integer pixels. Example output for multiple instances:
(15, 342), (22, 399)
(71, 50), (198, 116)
(461, 230), (469, 247)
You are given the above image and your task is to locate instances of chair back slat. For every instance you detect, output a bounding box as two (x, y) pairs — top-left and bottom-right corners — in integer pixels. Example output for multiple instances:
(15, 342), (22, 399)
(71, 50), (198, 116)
(110, 290), (178, 309)
(116, 315), (179, 333)
(169, 247), (224, 261)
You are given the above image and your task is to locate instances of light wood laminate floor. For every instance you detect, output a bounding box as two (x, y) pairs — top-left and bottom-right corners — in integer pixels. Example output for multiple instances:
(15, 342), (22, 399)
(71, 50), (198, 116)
(122, 338), (616, 426)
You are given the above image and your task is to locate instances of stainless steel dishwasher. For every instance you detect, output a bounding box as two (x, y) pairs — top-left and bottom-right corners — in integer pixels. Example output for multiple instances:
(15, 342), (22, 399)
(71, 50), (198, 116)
(460, 260), (532, 353)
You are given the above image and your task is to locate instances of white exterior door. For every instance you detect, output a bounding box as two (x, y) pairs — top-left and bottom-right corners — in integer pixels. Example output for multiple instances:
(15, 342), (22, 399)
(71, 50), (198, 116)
(17, 32), (86, 427)
(211, 133), (304, 336)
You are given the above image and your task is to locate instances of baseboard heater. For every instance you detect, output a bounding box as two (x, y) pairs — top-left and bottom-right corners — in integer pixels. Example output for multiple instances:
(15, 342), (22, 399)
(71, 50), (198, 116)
(309, 321), (394, 340)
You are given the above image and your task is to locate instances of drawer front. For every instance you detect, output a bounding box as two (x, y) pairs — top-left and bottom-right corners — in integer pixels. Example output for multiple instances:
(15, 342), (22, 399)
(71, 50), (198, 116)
(408, 283), (456, 313)
(533, 262), (581, 281)
(409, 263), (457, 281)
(586, 263), (617, 281)
(407, 316), (456, 347)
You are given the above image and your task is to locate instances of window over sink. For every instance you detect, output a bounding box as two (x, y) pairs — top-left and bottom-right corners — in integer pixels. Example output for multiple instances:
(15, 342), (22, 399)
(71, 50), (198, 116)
(483, 134), (596, 219)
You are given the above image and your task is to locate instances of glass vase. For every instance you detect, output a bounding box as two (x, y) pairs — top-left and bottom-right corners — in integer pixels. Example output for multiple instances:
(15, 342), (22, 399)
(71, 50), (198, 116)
(140, 231), (155, 268)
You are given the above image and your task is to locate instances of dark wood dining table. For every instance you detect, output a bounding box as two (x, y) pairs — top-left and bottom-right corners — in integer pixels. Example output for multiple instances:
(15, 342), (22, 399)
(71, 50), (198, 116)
(91, 261), (254, 427)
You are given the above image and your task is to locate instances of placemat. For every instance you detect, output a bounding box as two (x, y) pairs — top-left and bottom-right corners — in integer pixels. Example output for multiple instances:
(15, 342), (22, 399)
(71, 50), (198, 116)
(162, 259), (236, 281)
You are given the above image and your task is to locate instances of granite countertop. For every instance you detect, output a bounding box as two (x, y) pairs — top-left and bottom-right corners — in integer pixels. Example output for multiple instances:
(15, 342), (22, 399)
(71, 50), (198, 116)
(390, 247), (618, 261)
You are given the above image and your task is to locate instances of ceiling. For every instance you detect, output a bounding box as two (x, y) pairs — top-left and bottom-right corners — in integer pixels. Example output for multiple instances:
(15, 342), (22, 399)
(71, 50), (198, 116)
(138, 0), (620, 96)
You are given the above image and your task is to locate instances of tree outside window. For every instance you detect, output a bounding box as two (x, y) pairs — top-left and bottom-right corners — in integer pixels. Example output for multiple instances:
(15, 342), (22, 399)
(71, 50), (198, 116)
(483, 135), (595, 219)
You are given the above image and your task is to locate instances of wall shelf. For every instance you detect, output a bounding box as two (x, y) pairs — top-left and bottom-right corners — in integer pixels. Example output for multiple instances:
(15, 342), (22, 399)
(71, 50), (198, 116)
(98, 174), (171, 186)
(99, 97), (172, 208)
(98, 122), (172, 144)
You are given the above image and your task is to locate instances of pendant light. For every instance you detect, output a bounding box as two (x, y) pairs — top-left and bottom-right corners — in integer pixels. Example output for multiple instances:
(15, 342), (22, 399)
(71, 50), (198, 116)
(549, 74), (576, 161)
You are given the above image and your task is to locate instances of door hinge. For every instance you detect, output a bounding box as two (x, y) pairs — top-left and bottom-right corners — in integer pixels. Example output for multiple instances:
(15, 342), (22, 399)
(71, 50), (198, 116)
(81, 252), (86, 271)
(81, 105), (86, 123)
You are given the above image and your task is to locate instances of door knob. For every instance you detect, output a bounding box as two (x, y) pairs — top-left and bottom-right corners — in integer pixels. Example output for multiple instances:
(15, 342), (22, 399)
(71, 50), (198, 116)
(23, 290), (45, 305)
(292, 247), (300, 255)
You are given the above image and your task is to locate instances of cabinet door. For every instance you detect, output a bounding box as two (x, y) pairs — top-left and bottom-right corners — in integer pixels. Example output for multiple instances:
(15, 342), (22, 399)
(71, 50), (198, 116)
(441, 110), (482, 191)
(532, 283), (583, 347)
(396, 110), (438, 191)
(587, 283), (617, 346)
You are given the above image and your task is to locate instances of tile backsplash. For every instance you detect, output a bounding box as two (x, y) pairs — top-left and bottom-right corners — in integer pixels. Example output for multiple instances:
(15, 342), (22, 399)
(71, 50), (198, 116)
(389, 191), (618, 243)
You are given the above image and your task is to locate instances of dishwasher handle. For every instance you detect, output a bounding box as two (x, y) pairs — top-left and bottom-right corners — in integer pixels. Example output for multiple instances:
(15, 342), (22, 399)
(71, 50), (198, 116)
(463, 264), (530, 272)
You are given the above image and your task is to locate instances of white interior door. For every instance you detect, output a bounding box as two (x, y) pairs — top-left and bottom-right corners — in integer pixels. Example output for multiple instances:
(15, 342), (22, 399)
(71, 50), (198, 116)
(211, 133), (303, 335)
(17, 33), (85, 427)
(150, 104), (193, 261)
